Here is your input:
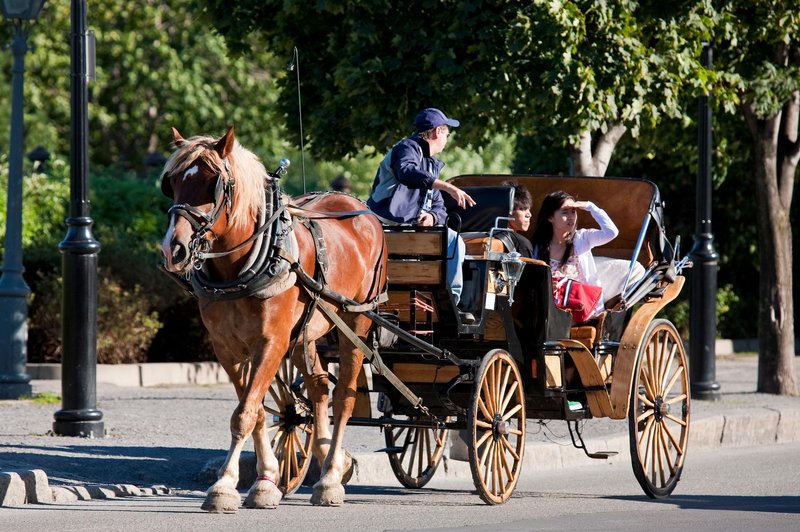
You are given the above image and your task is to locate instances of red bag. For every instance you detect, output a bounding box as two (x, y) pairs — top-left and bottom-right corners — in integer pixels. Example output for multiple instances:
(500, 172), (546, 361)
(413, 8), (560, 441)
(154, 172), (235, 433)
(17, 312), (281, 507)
(555, 279), (603, 323)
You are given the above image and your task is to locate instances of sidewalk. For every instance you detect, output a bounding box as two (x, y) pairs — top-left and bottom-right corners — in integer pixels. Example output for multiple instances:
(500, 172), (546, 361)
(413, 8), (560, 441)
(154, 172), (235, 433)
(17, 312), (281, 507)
(2, 354), (799, 506)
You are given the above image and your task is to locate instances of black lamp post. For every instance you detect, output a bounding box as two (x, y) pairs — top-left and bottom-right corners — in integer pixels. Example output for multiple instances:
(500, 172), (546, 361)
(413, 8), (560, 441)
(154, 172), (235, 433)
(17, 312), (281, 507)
(689, 42), (722, 400)
(52, 0), (103, 437)
(0, 0), (45, 400)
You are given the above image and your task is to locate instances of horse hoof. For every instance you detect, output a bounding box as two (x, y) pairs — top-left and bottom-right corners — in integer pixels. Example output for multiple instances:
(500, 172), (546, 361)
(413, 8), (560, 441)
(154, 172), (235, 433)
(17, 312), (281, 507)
(201, 486), (241, 513)
(244, 479), (282, 509)
(310, 482), (345, 506)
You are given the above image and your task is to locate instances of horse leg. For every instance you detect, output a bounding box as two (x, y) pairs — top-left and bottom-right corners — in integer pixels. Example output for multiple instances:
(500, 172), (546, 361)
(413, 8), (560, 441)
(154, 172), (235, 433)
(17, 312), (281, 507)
(291, 344), (333, 469)
(311, 318), (368, 506)
(243, 400), (283, 509)
(203, 343), (284, 513)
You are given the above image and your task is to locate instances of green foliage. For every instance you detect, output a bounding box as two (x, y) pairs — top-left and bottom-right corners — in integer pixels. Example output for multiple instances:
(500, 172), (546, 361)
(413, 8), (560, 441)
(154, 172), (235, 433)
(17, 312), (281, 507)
(27, 267), (162, 364)
(0, 0), (289, 173)
(19, 391), (60, 405)
(196, 0), (715, 161)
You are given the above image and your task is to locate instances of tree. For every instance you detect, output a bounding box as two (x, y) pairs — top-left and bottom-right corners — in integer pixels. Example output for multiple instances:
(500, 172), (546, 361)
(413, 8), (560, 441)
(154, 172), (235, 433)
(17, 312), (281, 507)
(0, 1), (288, 173)
(196, 1), (711, 175)
(717, 2), (798, 394)
(194, 0), (795, 393)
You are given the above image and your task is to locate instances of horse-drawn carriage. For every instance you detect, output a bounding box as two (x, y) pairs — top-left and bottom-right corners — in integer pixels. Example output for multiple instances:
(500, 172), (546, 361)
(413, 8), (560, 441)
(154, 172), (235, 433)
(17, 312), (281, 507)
(160, 128), (690, 511)
(264, 174), (691, 504)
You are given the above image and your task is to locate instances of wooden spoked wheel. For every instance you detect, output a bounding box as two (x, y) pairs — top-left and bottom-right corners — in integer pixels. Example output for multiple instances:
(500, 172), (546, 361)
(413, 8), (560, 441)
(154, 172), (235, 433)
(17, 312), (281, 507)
(384, 416), (449, 488)
(467, 349), (526, 505)
(264, 357), (315, 495)
(628, 319), (690, 498)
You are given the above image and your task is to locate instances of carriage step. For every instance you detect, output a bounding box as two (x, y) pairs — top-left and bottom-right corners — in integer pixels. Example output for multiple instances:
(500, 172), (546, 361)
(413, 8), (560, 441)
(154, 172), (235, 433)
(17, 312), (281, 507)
(375, 446), (404, 454)
(585, 450), (619, 460)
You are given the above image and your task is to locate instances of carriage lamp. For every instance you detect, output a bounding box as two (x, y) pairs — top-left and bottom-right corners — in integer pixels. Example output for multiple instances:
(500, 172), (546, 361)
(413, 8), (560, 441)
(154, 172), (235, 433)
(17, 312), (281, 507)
(500, 252), (525, 305)
(0, 0), (46, 400)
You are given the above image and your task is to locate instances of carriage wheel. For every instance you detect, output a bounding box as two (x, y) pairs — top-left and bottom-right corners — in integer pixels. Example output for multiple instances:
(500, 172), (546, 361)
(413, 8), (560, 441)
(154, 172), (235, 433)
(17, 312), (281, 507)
(467, 349), (526, 505)
(264, 357), (315, 495)
(384, 415), (449, 488)
(628, 319), (690, 499)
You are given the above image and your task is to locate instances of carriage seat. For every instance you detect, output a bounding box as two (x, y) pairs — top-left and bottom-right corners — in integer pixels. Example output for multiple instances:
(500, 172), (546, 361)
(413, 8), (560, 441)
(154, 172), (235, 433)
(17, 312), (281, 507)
(443, 185), (514, 233)
(443, 185), (515, 256)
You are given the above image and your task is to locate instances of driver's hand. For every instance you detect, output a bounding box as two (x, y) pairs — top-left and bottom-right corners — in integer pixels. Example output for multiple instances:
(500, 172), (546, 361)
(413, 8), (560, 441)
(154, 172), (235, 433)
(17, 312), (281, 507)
(417, 212), (435, 226)
(447, 187), (476, 209)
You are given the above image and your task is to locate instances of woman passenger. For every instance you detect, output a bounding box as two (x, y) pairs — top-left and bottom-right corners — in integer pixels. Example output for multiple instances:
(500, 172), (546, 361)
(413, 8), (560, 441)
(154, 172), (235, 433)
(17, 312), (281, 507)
(531, 191), (619, 321)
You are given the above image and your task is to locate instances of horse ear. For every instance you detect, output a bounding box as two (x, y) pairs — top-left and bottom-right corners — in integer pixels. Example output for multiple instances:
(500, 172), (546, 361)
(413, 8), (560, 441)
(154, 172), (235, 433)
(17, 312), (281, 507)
(214, 126), (235, 159)
(171, 127), (186, 147)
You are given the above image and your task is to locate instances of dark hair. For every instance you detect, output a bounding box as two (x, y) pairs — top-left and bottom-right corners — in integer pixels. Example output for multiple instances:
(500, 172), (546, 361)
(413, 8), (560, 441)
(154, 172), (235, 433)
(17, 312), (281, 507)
(531, 190), (574, 264)
(331, 175), (351, 192)
(501, 181), (532, 211)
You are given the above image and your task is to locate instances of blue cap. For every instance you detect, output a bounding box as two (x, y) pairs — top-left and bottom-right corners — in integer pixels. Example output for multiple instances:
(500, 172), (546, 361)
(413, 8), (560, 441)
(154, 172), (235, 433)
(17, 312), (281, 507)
(413, 108), (460, 132)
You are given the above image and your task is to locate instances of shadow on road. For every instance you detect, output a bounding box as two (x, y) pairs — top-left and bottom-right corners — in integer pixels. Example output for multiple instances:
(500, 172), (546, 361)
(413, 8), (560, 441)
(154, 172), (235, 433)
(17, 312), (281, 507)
(0, 443), (220, 490)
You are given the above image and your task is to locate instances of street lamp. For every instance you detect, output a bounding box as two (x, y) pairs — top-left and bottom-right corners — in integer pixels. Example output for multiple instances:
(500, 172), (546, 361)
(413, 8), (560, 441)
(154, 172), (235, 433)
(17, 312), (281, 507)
(0, 0), (46, 400)
(52, 0), (103, 437)
(689, 42), (721, 400)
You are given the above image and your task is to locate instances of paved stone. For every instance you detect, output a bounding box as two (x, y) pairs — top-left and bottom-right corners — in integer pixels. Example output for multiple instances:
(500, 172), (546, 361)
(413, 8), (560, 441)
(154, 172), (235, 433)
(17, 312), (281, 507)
(0, 472), (26, 507)
(51, 486), (79, 503)
(85, 485), (117, 499)
(19, 469), (52, 504)
(64, 485), (91, 500)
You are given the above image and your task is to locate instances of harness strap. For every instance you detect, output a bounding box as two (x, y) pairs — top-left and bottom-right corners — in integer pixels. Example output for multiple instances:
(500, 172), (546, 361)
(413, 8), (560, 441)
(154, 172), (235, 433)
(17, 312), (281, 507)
(198, 203), (288, 260)
(304, 219), (329, 284)
(296, 279), (429, 416)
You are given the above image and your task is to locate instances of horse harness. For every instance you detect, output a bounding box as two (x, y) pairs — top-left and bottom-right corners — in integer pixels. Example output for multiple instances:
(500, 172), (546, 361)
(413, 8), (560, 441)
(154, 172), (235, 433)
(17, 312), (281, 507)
(164, 173), (435, 421)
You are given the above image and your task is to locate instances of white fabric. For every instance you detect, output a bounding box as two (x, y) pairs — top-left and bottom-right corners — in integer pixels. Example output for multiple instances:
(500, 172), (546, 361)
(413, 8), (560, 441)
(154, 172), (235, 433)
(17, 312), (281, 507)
(595, 256), (646, 303)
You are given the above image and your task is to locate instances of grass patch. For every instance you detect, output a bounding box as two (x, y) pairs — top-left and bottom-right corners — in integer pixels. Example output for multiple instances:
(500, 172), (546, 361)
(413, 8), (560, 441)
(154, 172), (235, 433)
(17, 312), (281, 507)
(21, 391), (61, 404)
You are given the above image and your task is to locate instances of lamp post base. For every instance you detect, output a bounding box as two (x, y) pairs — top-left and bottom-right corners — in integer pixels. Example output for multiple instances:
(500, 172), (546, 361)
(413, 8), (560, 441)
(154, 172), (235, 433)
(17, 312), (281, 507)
(53, 417), (104, 438)
(691, 380), (721, 401)
(0, 381), (32, 400)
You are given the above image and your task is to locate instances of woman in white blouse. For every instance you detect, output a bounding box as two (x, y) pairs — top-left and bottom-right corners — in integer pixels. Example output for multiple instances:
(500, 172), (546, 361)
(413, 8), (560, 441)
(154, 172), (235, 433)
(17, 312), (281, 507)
(531, 190), (619, 321)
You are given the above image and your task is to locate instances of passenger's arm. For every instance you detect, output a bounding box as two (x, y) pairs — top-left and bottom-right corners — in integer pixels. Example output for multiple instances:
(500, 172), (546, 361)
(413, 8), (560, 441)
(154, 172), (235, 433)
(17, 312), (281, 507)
(580, 201), (619, 248)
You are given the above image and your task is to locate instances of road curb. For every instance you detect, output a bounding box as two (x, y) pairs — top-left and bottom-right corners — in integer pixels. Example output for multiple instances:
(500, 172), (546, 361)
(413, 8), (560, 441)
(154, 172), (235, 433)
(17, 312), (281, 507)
(0, 468), (173, 508)
(26, 362), (231, 387)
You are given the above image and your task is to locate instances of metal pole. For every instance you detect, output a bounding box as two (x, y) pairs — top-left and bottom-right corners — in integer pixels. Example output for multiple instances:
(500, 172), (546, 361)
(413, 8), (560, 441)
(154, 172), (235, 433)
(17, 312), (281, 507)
(689, 42), (721, 400)
(53, 0), (104, 436)
(0, 25), (32, 400)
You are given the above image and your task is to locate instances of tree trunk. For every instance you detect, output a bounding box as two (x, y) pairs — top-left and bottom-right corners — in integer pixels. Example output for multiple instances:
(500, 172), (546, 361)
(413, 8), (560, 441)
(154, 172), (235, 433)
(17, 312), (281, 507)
(569, 123), (627, 176)
(743, 99), (798, 395)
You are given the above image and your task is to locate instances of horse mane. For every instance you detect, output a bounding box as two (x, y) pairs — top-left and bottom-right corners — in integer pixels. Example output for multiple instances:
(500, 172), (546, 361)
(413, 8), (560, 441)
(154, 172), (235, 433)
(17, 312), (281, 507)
(162, 135), (269, 232)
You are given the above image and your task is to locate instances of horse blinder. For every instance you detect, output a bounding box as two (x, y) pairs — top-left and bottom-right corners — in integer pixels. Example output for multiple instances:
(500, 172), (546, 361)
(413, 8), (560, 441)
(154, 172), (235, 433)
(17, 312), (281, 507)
(161, 174), (174, 199)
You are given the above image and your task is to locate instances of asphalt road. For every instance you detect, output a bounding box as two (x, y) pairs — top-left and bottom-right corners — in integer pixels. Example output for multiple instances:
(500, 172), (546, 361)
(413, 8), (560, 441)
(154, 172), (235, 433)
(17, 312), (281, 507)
(1, 442), (798, 531)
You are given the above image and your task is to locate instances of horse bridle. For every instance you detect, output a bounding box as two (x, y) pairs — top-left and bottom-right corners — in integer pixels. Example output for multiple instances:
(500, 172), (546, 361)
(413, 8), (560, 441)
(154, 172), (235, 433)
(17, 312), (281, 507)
(166, 160), (234, 270)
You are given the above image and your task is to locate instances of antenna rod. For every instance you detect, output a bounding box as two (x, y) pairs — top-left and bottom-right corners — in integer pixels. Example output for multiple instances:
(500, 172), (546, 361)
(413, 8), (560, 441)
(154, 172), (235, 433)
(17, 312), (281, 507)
(291, 47), (306, 193)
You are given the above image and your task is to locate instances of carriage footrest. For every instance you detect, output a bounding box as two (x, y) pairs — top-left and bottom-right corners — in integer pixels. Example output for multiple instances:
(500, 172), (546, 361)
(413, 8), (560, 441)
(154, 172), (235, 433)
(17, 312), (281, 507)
(585, 450), (619, 460)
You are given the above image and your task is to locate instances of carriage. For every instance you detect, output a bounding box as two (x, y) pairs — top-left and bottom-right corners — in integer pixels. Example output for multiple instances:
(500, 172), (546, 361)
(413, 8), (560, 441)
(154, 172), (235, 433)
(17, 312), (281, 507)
(160, 129), (690, 511)
(264, 173), (691, 505)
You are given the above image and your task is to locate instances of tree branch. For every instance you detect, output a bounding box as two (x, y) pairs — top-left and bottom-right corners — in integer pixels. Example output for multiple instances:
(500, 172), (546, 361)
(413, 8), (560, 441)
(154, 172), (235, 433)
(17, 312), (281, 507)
(593, 122), (627, 177)
(779, 91), (800, 204)
(569, 131), (595, 176)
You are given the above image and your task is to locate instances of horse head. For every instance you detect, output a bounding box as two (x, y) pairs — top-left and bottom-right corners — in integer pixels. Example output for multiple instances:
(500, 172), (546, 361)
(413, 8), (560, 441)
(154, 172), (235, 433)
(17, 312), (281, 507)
(160, 126), (266, 274)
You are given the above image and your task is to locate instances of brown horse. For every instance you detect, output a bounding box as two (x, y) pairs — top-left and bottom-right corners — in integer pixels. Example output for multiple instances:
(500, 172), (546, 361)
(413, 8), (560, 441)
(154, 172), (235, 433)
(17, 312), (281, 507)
(160, 126), (387, 512)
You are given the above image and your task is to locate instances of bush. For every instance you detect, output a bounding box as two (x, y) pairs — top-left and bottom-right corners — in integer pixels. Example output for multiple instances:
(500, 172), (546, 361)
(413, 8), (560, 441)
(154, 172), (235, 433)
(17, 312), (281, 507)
(3, 157), (212, 364)
(28, 268), (162, 364)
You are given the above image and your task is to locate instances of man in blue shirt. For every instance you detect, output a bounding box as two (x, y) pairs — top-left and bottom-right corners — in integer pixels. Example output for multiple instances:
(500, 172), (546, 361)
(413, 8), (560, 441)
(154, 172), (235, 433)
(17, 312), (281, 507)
(368, 108), (476, 310)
